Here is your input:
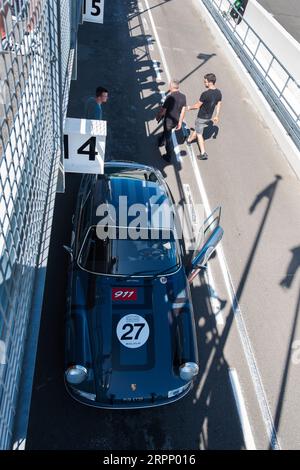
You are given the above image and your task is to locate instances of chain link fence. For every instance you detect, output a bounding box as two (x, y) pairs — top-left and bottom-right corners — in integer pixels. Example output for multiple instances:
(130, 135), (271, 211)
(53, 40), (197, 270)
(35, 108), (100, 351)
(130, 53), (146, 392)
(0, 0), (82, 449)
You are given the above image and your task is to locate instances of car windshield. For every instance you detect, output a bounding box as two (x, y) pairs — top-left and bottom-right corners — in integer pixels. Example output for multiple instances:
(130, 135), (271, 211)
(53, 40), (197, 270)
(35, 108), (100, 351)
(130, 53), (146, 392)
(78, 226), (179, 276)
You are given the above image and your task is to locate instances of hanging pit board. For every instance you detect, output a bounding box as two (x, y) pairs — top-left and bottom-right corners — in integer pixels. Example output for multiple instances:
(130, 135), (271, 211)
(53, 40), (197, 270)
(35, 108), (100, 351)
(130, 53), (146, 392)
(83, 0), (105, 24)
(63, 118), (106, 174)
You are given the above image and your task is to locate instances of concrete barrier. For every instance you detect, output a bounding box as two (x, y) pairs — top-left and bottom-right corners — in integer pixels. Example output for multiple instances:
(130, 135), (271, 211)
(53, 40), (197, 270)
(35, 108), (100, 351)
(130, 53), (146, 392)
(243, 1), (300, 84)
(198, 0), (300, 178)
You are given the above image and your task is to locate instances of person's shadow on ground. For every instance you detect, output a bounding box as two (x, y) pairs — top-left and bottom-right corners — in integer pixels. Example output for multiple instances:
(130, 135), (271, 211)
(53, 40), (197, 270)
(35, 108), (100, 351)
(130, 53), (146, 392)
(176, 121), (219, 146)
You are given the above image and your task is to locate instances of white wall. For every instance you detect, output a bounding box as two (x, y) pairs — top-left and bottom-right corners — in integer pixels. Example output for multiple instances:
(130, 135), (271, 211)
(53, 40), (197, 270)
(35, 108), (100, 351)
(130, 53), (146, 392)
(243, 0), (300, 84)
(198, 0), (300, 178)
(210, 0), (300, 119)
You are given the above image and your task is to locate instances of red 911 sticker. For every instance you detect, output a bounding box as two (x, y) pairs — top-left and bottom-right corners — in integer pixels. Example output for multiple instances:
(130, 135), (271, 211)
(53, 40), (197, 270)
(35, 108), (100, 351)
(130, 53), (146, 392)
(112, 288), (137, 301)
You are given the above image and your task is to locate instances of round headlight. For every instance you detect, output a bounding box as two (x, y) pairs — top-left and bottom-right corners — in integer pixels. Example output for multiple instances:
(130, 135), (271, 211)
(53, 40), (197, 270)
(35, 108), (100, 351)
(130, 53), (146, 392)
(65, 365), (88, 385)
(179, 362), (199, 381)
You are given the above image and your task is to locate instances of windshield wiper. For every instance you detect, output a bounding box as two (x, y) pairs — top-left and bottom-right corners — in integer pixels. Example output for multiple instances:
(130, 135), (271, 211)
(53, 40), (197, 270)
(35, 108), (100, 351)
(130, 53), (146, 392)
(153, 263), (180, 278)
(123, 270), (156, 278)
(123, 264), (180, 278)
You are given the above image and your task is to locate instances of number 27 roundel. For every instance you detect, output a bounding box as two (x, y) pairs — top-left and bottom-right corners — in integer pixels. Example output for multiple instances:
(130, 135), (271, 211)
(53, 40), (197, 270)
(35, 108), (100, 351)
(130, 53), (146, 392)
(117, 315), (149, 349)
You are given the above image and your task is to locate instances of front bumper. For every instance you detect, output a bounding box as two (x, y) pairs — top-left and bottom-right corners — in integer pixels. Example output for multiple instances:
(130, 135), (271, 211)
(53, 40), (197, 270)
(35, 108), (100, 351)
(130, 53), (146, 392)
(65, 381), (192, 409)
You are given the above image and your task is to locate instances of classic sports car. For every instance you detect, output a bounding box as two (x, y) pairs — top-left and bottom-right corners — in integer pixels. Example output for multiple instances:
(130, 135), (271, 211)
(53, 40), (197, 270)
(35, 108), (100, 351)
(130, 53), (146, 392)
(64, 161), (223, 408)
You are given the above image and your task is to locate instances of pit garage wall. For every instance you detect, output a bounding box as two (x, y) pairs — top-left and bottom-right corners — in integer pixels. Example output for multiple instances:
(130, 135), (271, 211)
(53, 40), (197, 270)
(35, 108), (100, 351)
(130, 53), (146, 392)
(0, 0), (83, 450)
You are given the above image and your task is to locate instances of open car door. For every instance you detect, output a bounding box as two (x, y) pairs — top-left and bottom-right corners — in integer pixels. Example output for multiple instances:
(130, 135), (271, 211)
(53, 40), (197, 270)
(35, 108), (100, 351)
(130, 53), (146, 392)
(187, 207), (224, 283)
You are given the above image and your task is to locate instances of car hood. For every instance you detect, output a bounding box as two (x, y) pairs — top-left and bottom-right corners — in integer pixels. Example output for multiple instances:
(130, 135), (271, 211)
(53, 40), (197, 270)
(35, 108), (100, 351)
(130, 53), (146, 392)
(67, 267), (198, 404)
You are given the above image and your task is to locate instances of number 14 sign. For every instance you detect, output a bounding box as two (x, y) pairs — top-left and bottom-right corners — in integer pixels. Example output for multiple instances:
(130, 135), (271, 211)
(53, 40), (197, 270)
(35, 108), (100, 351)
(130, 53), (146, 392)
(64, 118), (106, 174)
(83, 0), (105, 24)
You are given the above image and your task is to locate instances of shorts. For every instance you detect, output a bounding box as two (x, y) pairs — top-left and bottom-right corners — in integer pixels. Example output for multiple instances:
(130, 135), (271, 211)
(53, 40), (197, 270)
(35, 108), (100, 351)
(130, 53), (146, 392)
(195, 117), (212, 134)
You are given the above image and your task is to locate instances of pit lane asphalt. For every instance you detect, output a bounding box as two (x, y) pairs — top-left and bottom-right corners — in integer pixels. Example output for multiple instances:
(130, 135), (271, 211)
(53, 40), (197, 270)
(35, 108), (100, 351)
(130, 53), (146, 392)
(26, 0), (244, 450)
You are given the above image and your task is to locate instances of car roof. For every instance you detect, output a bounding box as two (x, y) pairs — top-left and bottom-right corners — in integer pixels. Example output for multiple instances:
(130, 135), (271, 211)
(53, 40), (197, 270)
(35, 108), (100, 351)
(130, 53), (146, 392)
(89, 162), (172, 228)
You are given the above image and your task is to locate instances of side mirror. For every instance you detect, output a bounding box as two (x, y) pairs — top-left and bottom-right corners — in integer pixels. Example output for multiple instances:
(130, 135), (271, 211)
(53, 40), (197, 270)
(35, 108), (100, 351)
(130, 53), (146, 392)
(63, 245), (73, 262)
(187, 226), (223, 284)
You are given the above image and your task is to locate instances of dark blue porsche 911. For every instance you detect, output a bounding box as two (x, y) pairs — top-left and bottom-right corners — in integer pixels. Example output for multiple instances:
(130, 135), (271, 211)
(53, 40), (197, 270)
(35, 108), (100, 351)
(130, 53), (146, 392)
(64, 161), (223, 408)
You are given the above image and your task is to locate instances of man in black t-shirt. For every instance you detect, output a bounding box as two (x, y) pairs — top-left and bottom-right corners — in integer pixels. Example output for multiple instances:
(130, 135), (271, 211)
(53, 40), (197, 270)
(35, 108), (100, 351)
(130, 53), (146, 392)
(156, 79), (186, 161)
(181, 73), (222, 160)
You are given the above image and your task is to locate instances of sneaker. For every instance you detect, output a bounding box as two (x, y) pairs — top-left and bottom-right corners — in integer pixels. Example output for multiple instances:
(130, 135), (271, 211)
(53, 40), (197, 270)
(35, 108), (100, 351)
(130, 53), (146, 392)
(161, 154), (171, 162)
(198, 152), (208, 160)
(186, 139), (192, 146)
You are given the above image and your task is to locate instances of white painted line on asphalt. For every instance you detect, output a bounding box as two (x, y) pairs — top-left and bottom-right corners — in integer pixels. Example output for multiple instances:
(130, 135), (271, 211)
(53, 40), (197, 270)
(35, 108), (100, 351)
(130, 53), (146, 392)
(144, 0), (171, 83)
(153, 60), (161, 80)
(159, 90), (166, 103)
(182, 182), (200, 252)
(142, 17), (149, 31)
(181, 184), (223, 324)
(229, 368), (256, 450)
(147, 37), (154, 51)
(216, 243), (281, 450)
(171, 130), (182, 163)
(187, 143), (281, 450)
(205, 274), (225, 325)
(183, 183), (198, 226)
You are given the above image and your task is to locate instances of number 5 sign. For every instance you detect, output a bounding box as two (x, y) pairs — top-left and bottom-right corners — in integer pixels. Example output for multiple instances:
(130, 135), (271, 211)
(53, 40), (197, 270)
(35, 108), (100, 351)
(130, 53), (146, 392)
(83, 0), (105, 24)
(63, 118), (106, 174)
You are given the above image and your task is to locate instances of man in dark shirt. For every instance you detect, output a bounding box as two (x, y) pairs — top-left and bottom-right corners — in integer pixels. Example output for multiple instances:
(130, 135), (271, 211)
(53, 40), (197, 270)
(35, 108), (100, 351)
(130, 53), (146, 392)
(182, 73), (222, 160)
(156, 79), (186, 161)
(85, 86), (109, 120)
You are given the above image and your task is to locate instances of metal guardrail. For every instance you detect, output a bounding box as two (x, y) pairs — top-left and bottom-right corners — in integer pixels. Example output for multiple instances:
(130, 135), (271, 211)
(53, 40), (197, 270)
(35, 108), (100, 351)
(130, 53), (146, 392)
(0, 0), (82, 449)
(201, 0), (300, 151)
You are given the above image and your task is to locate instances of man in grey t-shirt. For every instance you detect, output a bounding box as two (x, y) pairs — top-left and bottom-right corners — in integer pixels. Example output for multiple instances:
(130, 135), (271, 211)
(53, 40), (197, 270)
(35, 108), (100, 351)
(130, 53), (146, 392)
(182, 73), (222, 160)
